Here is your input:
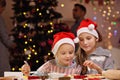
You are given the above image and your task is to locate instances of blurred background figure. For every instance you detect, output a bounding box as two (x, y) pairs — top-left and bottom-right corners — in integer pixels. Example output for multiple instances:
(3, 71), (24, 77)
(71, 3), (86, 52)
(0, 0), (16, 77)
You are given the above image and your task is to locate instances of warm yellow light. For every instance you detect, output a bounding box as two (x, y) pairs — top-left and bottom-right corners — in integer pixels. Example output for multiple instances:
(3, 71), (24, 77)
(23, 23), (28, 28)
(61, 3), (64, 7)
(25, 41), (28, 44)
(34, 52), (37, 55)
(33, 45), (35, 48)
(36, 60), (39, 63)
(12, 68), (15, 71)
(32, 49), (35, 52)
(29, 39), (32, 41)
(103, 10), (106, 14)
(24, 35), (27, 38)
(25, 23), (28, 26)
(24, 48), (27, 51)
(51, 30), (53, 32)
(19, 68), (21, 71)
(108, 27), (111, 30)
(36, 8), (39, 11)
(104, 2), (106, 5)
(107, 13), (110, 16)
(48, 30), (51, 33)
(27, 57), (30, 60)
(50, 22), (53, 25)
(28, 54), (31, 57)
(39, 13), (42, 15)
(23, 12), (26, 15)
(48, 53), (51, 55)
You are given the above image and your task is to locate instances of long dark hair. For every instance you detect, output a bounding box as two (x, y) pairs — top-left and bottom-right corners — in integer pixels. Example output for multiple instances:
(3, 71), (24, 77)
(75, 29), (102, 75)
(76, 48), (87, 75)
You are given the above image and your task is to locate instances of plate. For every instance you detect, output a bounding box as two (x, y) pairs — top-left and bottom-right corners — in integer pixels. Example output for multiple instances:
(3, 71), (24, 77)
(48, 72), (65, 79)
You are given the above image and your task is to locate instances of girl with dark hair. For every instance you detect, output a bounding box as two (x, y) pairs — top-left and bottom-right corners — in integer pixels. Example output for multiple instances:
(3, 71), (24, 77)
(75, 19), (114, 75)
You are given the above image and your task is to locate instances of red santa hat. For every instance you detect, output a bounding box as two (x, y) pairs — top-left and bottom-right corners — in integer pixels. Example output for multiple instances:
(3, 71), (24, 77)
(77, 19), (99, 38)
(52, 32), (75, 55)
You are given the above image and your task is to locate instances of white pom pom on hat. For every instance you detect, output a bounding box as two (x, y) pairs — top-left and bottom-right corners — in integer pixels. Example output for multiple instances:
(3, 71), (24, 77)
(77, 19), (99, 38)
(74, 37), (79, 43)
(52, 32), (75, 55)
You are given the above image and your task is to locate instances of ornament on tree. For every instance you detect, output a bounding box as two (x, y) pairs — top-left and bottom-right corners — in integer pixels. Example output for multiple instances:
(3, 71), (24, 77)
(24, 50), (31, 55)
(39, 41), (46, 47)
(29, 0), (36, 6)
(47, 39), (53, 45)
(18, 32), (24, 38)
(24, 12), (31, 18)
(46, 10), (50, 14)
(28, 23), (35, 29)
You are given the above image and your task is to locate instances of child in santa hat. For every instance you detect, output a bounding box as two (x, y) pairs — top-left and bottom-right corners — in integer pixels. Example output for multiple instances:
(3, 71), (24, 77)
(75, 19), (114, 75)
(21, 32), (82, 77)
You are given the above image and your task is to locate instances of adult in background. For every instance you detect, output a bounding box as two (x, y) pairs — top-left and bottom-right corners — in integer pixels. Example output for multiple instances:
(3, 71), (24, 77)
(0, 0), (16, 77)
(71, 3), (86, 52)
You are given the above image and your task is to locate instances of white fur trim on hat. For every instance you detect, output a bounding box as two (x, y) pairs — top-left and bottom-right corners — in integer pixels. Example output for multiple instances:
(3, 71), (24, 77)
(77, 27), (99, 38)
(52, 38), (75, 55)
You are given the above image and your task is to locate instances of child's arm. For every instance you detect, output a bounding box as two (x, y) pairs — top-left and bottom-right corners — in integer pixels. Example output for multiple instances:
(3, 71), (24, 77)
(33, 61), (51, 76)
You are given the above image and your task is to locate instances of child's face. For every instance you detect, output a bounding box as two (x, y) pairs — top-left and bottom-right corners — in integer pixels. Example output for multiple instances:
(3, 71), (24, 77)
(21, 64), (30, 76)
(56, 43), (75, 66)
(78, 32), (98, 54)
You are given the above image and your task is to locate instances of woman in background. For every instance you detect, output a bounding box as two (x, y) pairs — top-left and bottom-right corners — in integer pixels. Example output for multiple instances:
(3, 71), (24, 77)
(0, 0), (16, 77)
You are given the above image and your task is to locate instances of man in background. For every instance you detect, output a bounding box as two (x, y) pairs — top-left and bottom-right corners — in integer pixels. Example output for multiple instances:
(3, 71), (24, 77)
(0, 0), (16, 77)
(71, 3), (86, 52)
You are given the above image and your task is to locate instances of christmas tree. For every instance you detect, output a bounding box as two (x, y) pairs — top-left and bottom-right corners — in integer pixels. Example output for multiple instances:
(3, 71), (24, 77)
(10, 0), (70, 71)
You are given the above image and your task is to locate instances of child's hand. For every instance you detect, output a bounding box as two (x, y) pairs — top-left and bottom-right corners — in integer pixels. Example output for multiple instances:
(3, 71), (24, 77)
(21, 61), (31, 76)
(83, 60), (102, 74)
(83, 60), (98, 69)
